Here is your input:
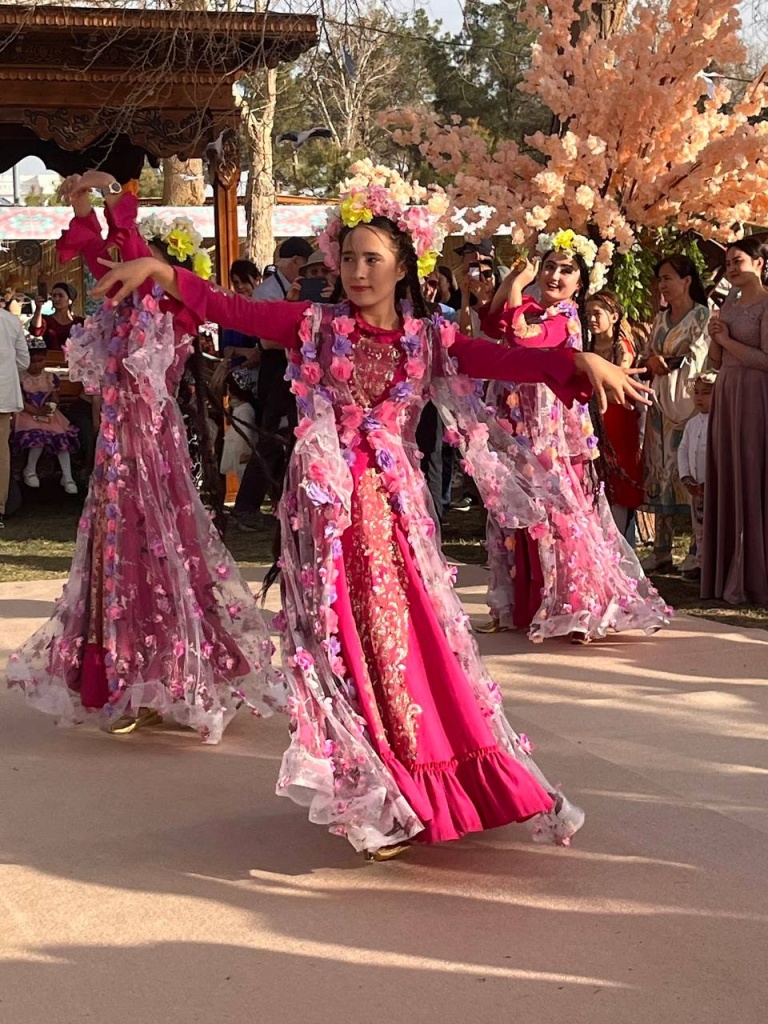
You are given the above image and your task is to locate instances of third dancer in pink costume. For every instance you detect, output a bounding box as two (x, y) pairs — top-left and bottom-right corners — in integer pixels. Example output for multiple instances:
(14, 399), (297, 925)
(477, 232), (669, 644)
(95, 163), (651, 859)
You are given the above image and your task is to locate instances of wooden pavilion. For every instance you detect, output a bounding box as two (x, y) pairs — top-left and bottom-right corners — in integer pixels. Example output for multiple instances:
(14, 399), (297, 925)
(0, 4), (318, 286)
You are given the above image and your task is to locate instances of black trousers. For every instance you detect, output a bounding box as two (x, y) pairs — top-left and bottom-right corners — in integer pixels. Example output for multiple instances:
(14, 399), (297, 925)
(416, 401), (444, 525)
(234, 369), (296, 515)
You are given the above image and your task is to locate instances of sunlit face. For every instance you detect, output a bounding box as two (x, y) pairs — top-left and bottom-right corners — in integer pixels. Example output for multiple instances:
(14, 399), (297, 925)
(656, 263), (691, 305)
(50, 288), (72, 311)
(691, 380), (714, 415)
(340, 225), (404, 312)
(586, 301), (618, 337)
(538, 253), (582, 305)
(28, 351), (46, 375)
(231, 273), (256, 297)
(725, 247), (763, 287)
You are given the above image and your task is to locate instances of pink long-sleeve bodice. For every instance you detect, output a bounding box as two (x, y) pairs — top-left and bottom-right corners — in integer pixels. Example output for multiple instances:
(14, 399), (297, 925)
(483, 294), (574, 351)
(176, 270), (591, 406)
(57, 193), (199, 350)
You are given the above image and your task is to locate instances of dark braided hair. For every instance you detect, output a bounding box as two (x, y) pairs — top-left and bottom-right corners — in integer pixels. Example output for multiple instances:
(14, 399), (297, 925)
(150, 238), (227, 533)
(586, 291), (621, 363)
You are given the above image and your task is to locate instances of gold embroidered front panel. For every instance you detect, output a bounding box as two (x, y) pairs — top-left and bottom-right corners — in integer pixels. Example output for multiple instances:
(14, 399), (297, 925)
(347, 468), (421, 763)
(349, 335), (402, 408)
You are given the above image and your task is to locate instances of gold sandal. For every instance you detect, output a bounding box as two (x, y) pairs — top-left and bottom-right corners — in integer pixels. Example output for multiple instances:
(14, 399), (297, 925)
(107, 708), (163, 735)
(364, 843), (410, 862)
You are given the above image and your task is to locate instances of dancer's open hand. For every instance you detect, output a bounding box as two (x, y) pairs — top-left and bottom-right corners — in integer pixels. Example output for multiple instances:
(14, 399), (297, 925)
(91, 257), (165, 305)
(574, 352), (653, 413)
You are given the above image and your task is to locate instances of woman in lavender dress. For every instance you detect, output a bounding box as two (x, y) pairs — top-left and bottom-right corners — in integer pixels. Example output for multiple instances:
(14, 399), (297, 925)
(704, 238), (768, 605)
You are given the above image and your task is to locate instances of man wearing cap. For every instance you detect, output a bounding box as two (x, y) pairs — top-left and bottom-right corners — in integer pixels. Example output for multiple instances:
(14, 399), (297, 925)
(233, 237), (313, 531)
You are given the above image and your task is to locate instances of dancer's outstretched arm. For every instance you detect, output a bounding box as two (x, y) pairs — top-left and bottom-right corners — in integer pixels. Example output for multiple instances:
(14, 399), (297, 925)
(93, 261), (306, 347)
(451, 333), (652, 414)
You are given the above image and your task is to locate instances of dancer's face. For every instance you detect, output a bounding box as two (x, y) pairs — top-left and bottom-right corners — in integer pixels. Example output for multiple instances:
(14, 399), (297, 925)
(538, 253), (582, 305)
(340, 226), (405, 312)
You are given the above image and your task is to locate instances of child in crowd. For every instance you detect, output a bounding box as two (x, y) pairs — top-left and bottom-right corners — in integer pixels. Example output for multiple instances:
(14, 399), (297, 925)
(219, 368), (259, 481)
(13, 339), (79, 493)
(677, 371), (717, 581)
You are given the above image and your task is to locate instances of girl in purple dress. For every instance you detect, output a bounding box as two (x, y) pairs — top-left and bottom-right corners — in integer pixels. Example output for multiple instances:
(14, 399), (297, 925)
(8, 170), (280, 740)
(95, 164), (650, 857)
(14, 339), (80, 493)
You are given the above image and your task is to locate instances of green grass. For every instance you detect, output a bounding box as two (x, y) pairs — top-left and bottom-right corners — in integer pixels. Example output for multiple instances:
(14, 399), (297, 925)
(2, 494), (766, 631)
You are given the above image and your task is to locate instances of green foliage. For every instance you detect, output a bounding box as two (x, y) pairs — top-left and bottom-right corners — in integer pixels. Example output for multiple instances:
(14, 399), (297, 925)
(409, 3), (549, 145)
(610, 231), (710, 322)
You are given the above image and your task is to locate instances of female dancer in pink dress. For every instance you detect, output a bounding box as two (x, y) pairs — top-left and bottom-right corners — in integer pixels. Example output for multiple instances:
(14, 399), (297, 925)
(7, 170), (280, 741)
(478, 239), (669, 642)
(95, 164), (650, 856)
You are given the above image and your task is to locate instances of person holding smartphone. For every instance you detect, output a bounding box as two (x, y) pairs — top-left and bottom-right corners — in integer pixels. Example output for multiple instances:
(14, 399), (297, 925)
(285, 250), (335, 303)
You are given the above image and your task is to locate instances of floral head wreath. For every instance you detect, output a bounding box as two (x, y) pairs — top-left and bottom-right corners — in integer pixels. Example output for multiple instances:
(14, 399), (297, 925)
(536, 229), (612, 293)
(316, 159), (451, 279)
(138, 214), (212, 280)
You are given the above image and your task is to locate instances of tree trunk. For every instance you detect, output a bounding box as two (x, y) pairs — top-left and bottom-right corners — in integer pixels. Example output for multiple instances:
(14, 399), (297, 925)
(161, 156), (206, 205)
(572, 0), (628, 43)
(242, 65), (278, 270)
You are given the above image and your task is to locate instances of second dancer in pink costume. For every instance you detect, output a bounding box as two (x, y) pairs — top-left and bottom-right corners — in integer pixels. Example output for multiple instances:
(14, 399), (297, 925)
(478, 238), (669, 643)
(8, 170), (281, 741)
(95, 164), (651, 857)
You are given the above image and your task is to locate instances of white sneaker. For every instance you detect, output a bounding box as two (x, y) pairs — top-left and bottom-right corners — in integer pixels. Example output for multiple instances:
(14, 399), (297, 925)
(680, 553), (698, 573)
(61, 478), (78, 494)
(23, 470), (40, 488)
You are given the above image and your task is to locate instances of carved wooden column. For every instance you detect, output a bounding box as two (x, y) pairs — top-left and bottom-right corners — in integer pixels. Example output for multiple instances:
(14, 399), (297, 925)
(207, 128), (240, 289)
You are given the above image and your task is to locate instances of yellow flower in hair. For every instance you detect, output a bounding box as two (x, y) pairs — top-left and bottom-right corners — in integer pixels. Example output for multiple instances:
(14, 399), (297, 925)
(552, 229), (576, 253)
(166, 229), (196, 262)
(339, 195), (373, 228)
(417, 250), (439, 279)
(193, 250), (212, 280)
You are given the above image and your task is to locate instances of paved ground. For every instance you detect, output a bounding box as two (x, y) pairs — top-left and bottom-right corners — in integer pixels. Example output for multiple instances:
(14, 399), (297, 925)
(1, 567), (766, 1024)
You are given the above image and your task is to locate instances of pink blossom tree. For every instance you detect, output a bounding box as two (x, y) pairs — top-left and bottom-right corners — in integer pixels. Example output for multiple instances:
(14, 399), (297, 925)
(389, 0), (768, 276)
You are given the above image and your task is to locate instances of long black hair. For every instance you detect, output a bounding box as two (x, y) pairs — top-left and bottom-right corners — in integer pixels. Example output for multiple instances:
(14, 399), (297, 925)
(151, 238), (227, 532)
(654, 254), (709, 307)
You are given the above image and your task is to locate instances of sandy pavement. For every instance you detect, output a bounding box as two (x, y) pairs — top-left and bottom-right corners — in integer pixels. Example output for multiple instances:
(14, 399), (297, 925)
(0, 566), (766, 1024)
